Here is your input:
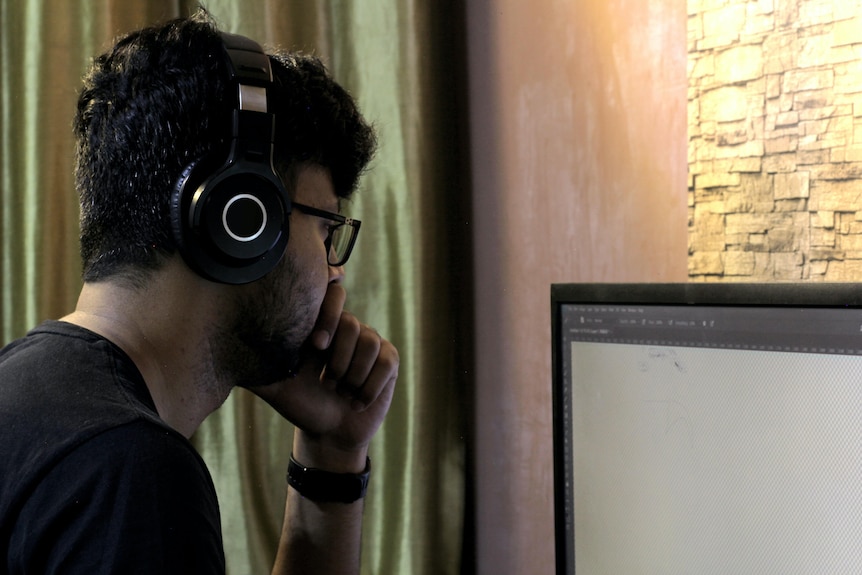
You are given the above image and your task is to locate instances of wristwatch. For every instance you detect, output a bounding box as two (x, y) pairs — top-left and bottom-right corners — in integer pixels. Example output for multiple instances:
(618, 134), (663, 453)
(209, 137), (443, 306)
(287, 454), (371, 504)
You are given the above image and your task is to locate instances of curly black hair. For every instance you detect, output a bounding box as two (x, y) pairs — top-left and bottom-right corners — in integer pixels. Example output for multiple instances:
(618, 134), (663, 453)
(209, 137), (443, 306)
(73, 12), (376, 283)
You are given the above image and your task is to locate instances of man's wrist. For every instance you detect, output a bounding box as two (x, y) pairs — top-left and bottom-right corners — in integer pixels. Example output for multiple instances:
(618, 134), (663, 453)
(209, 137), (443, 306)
(293, 431), (369, 474)
(287, 453), (371, 504)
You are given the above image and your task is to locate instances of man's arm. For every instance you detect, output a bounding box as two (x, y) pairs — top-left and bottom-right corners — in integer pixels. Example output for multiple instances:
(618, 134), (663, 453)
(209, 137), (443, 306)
(271, 433), (369, 573)
(252, 283), (399, 575)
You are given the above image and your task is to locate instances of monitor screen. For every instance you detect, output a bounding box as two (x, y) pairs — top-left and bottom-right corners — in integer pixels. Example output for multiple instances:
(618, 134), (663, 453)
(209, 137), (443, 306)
(552, 283), (862, 575)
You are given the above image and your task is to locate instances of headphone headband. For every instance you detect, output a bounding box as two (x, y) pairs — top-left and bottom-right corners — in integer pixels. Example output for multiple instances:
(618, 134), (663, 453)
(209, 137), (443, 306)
(170, 32), (291, 285)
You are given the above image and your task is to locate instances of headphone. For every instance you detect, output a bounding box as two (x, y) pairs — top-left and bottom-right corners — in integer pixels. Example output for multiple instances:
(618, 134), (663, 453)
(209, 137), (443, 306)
(171, 31), (290, 285)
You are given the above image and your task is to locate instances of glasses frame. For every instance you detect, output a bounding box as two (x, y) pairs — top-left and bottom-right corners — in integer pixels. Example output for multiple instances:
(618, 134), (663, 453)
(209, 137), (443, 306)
(292, 201), (362, 267)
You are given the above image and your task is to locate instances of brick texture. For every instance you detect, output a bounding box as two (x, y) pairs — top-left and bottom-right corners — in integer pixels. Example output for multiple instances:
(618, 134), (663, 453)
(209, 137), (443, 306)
(689, 0), (862, 281)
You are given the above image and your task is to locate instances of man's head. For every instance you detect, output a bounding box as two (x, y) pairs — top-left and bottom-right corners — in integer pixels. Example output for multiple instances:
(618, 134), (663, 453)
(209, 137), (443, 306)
(74, 12), (376, 285)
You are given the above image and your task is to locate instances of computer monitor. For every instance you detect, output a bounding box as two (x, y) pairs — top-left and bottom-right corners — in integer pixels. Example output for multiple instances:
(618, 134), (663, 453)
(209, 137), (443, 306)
(552, 283), (862, 574)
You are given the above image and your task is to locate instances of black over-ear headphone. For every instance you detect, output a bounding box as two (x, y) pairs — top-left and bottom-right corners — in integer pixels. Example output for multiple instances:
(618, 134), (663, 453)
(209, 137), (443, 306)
(171, 31), (290, 284)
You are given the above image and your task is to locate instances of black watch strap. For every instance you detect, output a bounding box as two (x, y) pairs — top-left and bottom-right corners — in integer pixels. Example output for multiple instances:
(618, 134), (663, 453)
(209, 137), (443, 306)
(287, 454), (371, 504)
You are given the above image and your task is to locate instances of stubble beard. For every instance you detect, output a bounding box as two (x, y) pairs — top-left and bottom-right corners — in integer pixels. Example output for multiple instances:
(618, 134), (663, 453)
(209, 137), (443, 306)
(211, 255), (317, 389)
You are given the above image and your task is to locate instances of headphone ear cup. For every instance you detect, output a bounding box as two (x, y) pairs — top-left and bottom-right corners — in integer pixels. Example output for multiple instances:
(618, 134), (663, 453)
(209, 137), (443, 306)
(171, 156), (290, 284)
(170, 32), (290, 285)
(171, 157), (211, 255)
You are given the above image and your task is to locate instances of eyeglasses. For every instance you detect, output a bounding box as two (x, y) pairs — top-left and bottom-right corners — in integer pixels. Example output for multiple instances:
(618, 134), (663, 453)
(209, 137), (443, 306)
(292, 202), (362, 267)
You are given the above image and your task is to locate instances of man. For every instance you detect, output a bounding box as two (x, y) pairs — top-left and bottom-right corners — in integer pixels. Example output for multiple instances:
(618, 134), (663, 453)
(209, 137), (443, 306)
(0, 12), (398, 575)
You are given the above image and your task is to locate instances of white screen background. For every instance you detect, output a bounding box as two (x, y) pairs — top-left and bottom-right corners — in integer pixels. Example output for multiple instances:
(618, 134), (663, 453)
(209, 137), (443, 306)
(571, 342), (862, 574)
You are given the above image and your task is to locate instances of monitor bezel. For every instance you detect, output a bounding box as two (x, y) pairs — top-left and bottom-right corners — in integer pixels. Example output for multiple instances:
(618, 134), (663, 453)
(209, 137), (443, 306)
(551, 282), (862, 575)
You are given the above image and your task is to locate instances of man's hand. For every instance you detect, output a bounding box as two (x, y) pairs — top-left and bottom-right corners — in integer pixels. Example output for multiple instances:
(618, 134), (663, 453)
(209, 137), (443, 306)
(251, 283), (399, 471)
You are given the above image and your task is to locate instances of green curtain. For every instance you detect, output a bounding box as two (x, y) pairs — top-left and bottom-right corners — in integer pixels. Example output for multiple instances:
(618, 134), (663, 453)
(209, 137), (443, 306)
(0, 1), (471, 574)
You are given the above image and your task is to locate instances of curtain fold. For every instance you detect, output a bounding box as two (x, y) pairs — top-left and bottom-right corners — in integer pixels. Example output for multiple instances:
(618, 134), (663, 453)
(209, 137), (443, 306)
(0, 1), (471, 574)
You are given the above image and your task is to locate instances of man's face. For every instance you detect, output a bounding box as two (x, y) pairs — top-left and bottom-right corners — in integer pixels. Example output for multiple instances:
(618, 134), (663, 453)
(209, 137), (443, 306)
(214, 165), (344, 388)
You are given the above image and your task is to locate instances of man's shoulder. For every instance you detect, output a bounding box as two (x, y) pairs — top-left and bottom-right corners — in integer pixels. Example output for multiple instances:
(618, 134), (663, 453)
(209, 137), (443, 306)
(41, 418), (216, 501)
(6, 420), (224, 574)
(0, 411), (214, 525)
(0, 321), (194, 531)
(1, 319), (147, 390)
(1, 319), (111, 358)
(0, 319), (159, 433)
(0, 323), (225, 573)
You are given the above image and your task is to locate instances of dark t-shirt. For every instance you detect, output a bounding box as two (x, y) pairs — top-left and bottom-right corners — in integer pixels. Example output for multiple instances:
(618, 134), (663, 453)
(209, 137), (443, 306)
(0, 321), (225, 574)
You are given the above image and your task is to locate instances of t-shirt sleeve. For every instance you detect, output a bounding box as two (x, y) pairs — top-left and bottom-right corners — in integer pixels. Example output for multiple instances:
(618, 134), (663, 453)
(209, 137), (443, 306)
(7, 420), (225, 574)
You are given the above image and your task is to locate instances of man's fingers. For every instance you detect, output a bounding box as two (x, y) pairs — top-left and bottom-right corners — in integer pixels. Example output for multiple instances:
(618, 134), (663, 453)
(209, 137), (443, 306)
(350, 342), (399, 411)
(311, 283), (347, 349)
(321, 318), (399, 411)
(323, 313), (361, 380)
(338, 324), (382, 388)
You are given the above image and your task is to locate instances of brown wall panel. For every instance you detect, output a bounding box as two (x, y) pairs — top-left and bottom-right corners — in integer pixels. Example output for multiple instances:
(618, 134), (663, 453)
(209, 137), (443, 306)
(467, 1), (689, 572)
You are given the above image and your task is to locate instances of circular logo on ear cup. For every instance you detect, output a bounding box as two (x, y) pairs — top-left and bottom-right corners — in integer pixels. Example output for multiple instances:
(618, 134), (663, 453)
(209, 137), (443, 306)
(203, 173), (286, 261)
(223, 193), (267, 242)
(172, 155), (291, 284)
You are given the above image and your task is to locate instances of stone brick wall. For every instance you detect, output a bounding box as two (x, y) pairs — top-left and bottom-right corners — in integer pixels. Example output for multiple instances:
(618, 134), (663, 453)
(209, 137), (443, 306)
(688, 0), (862, 281)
